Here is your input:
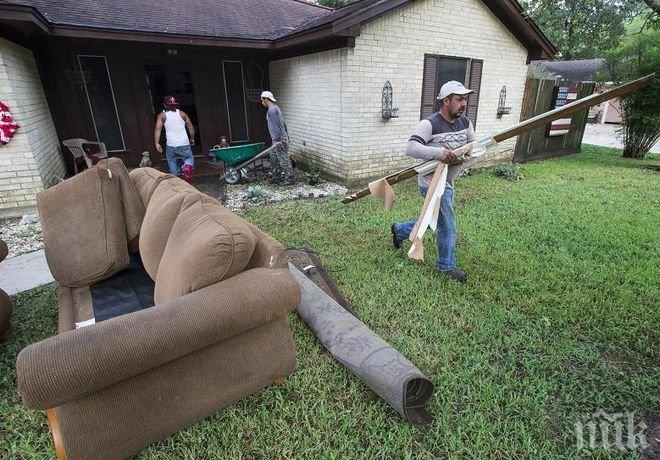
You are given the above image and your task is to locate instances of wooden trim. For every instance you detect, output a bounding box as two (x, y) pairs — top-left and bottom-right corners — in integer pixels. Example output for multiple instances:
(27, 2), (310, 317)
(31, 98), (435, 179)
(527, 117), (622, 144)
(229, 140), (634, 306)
(331, 0), (409, 34)
(46, 408), (67, 460)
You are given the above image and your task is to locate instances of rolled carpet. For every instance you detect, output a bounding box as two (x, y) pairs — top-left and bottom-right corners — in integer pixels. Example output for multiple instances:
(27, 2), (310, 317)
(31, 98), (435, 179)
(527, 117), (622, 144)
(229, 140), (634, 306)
(289, 262), (434, 425)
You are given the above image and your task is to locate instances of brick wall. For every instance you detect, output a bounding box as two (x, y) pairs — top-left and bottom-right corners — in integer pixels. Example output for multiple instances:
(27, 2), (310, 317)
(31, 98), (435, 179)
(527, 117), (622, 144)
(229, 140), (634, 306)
(271, 0), (530, 183)
(0, 37), (65, 217)
(269, 48), (348, 180)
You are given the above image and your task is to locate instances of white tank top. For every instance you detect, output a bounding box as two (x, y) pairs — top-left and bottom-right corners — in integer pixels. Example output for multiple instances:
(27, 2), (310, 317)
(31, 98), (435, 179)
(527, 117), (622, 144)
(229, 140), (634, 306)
(163, 109), (189, 147)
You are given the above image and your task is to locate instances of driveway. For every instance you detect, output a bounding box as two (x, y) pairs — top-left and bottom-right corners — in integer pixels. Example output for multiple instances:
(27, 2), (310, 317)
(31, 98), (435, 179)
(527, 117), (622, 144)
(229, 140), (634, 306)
(583, 123), (660, 154)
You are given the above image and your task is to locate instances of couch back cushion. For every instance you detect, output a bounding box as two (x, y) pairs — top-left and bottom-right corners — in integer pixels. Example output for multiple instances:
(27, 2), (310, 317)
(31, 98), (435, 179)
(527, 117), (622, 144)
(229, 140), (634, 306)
(139, 178), (200, 280)
(128, 167), (173, 207)
(154, 197), (257, 304)
(97, 158), (145, 247)
(38, 167), (130, 287)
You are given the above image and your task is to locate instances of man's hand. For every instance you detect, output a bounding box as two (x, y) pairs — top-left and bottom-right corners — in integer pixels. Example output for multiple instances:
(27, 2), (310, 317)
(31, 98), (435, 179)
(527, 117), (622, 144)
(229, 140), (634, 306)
(190, 138), (195, 147)
(155, 144), (163, 154)
(438, 148), (462, 165)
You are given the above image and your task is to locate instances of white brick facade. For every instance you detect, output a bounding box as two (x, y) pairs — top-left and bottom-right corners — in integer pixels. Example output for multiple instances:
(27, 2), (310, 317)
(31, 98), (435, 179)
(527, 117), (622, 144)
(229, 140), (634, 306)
(0, 38), (66, 217)
(270, 0), (529, 183)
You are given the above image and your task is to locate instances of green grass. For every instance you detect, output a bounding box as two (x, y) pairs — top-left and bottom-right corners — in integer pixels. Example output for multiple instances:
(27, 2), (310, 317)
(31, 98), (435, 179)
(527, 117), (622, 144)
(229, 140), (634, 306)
(1, 145), (658, 459)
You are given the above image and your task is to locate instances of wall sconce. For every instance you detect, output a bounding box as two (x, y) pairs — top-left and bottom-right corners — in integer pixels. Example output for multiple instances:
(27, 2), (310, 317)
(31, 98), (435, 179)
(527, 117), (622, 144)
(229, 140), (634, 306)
(167, 48), (178, 56)
(497, 85), (512, 117)
(382, 80), (399, 119)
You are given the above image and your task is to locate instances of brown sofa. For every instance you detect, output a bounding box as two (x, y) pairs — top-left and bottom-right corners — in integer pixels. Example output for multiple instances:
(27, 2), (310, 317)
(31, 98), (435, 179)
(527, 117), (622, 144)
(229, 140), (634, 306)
(16, 159), (299, 459)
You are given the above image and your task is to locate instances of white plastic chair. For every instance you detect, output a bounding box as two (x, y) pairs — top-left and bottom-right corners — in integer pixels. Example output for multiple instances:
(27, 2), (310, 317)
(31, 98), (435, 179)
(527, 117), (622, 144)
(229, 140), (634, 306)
(62, 139), (108, 174)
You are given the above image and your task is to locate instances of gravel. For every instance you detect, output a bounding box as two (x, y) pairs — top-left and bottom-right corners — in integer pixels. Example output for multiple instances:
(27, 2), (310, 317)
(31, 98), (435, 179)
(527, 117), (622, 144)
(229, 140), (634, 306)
(0, 216), (43, 259)
(222, 178), (348, 212)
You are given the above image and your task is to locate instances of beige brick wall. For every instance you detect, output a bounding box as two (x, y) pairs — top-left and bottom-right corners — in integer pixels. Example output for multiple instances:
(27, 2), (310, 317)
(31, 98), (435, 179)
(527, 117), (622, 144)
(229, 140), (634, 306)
(269, 48), (348, 179)
(0, 37), (65, 217)
(270, 0), (529, 183)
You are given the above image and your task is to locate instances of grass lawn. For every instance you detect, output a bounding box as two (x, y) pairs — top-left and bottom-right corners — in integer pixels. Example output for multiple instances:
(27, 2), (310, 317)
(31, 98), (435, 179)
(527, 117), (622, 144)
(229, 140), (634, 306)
(1, 145), (658, 458)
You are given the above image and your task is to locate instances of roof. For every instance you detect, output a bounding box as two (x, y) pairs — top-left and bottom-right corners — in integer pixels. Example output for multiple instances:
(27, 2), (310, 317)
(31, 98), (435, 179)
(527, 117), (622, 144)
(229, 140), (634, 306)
(0, 0), (331, 40)
(530, 59), (608, 82)
(0, 0), (556, 58)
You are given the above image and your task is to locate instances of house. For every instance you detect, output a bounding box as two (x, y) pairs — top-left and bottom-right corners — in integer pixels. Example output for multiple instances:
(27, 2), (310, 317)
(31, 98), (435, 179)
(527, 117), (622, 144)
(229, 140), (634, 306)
(0, 0), (555, 217)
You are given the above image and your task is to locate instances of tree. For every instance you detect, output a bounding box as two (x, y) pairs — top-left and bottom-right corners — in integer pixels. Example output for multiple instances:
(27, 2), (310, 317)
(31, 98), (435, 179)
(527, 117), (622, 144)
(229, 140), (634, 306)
(520, 0), (641, 59)
(604, 13), (660, 159)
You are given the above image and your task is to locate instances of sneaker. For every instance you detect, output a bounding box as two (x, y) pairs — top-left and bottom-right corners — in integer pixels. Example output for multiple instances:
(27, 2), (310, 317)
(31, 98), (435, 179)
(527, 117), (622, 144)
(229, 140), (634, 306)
(390, 223), (403, 249)
(437, 267), (468, 283)
(182, 164), (194, 182)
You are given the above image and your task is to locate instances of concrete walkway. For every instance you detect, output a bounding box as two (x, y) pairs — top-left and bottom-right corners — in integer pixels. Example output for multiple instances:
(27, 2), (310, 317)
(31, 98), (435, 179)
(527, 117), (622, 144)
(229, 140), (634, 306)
(0, 249), (54, 295)
(583, 123), (660, 154)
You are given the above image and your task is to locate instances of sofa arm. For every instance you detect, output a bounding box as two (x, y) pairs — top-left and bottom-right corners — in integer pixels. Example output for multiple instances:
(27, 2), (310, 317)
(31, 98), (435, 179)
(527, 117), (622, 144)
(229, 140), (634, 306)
(17, 267), (299, 410)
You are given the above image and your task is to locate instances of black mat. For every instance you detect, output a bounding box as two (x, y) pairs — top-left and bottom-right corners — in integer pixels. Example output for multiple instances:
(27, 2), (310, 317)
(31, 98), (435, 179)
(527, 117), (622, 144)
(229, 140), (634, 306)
(91, 253), (155, 322)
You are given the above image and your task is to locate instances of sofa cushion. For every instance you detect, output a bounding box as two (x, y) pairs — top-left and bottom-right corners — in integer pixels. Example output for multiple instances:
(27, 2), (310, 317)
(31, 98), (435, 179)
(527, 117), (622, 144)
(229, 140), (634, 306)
(154, 197), (257, 304)
(139, 178), (200, 280)
(97, 158), (145, 246)
(38, 167), (130, 287)
(128, 167), (173, 207)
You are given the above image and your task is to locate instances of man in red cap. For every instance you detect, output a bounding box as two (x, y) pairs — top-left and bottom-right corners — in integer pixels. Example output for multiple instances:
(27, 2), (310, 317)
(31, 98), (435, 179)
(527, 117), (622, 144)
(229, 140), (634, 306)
(154, 96), (196, 181)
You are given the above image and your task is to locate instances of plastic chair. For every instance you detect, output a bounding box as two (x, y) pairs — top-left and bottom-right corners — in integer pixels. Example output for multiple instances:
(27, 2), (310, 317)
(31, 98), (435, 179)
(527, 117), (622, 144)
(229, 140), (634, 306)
(62, 139), (108, 174)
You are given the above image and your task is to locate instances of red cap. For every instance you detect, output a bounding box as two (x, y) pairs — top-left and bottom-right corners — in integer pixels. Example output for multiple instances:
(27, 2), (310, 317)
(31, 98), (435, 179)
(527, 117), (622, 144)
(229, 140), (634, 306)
(163, 96), (179, 106)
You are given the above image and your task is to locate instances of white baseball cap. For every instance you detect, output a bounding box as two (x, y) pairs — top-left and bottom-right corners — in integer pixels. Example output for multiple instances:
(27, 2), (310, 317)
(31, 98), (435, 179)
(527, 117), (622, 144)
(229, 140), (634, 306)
(437, 81), (474, 100)
(260, 91), (277, 102)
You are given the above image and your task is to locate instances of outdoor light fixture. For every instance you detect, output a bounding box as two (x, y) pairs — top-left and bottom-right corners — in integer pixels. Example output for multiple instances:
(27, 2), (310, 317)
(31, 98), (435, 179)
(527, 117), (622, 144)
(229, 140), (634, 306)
(382, 80), (399, 119)
(167, 48), (178, 56)
(497, 85), (512, 116)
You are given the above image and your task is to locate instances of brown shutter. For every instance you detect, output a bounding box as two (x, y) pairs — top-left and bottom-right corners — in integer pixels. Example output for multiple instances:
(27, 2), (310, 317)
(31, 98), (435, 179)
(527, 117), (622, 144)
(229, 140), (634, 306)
(466, 59), (483, 128)
(420, 54), (438, 119)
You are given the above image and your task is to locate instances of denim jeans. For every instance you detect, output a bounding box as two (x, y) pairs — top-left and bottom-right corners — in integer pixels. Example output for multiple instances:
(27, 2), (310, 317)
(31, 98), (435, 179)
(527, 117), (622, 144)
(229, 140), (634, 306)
(165, 145), (194, 176)
(393, 186), (457, 271)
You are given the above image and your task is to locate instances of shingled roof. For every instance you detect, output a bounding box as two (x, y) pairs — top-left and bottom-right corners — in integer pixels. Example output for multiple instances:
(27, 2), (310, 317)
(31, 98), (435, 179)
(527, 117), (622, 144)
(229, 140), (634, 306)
(0, 0), (331, 40)
(0, 0), (555, 58)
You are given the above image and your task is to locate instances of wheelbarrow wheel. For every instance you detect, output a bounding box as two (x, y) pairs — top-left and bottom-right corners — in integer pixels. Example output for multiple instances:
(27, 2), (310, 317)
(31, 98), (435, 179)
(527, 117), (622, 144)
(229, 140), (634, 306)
(225, 167), (241, 185)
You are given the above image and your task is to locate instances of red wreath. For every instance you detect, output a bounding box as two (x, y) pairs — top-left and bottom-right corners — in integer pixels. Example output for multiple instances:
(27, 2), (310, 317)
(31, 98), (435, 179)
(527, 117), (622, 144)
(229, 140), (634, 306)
(0, 102), (20, 145)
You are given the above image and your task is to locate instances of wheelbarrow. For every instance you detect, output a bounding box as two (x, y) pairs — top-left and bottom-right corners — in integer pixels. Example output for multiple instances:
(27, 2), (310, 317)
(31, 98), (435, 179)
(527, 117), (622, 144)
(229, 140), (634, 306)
(209, 142), (269, 184)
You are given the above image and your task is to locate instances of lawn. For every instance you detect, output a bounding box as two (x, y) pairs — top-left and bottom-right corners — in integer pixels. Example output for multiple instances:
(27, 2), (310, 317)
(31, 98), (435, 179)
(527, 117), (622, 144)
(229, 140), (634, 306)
(1, 145), (658, 459)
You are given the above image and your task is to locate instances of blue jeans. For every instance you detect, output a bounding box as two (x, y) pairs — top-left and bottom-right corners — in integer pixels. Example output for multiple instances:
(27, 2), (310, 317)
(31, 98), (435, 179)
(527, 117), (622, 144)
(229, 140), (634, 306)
(393, 186), (457, 271)
(165, 145), (194, 176)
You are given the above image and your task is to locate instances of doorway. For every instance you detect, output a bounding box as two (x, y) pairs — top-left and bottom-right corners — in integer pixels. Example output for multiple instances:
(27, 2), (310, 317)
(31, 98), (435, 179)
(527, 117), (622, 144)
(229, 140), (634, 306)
(145, 60), (201, 155)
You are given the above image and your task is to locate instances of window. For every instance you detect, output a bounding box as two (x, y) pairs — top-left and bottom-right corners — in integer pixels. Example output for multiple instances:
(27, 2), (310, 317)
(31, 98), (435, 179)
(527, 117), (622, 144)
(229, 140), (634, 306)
(78, 56), (125, 151)
(420, 54), (483, 128)
(222, 60), (249, 141)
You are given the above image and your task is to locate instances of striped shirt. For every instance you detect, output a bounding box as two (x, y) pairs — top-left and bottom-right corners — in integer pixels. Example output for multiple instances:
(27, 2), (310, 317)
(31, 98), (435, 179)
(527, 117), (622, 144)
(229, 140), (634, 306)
(405, 113), (475, 188)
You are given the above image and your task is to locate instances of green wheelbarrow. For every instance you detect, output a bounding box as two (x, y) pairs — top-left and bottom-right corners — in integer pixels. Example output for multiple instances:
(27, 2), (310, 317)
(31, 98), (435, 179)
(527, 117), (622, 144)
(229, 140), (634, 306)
(209, 142), (271, 184)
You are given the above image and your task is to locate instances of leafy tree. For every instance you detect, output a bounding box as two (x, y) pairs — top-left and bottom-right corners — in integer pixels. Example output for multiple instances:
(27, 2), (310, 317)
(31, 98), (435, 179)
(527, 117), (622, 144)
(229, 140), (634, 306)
(604, 13), (660, 159)
(520, 0), (640, 59)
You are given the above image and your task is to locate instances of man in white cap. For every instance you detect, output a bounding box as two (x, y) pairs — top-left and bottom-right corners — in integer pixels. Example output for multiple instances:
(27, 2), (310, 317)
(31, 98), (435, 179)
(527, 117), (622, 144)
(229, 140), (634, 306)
(260, 91), (294, 185)
(390, 81), (476, 283)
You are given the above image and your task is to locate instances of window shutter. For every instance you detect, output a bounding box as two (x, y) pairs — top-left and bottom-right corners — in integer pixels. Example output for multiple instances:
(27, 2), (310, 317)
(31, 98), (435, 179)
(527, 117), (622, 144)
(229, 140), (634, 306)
(420, 55), (438, 120)
(466, 59), (483, 128)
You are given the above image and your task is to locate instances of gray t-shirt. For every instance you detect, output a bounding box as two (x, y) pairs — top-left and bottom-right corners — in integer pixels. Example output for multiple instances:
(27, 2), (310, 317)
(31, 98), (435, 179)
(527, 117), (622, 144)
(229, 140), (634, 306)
(266, 105), (288, 143)
(405, 113), (475, 188)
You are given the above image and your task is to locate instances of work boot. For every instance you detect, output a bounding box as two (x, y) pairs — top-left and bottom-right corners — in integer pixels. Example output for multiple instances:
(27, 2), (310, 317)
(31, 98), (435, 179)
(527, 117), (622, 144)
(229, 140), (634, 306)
(182, 164), (194, 182)
(390, 223), (403, 249)
(437, 267), (468, 283)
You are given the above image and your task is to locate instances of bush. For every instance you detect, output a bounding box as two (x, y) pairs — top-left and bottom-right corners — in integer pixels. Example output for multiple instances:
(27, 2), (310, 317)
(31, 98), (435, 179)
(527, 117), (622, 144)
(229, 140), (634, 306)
(493, 163), (525, 181)
(605, 15), (660, 159)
